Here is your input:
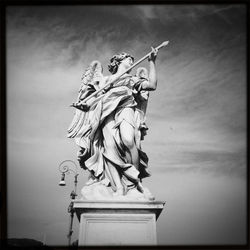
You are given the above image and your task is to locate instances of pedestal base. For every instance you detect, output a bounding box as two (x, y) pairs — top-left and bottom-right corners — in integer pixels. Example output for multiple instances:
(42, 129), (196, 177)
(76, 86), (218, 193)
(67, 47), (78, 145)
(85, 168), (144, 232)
(73, 200), (165, 246)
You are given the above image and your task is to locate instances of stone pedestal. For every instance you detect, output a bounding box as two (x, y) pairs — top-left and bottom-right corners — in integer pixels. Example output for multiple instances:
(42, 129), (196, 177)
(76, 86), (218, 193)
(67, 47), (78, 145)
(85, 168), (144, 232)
(73, 200), (165, 246)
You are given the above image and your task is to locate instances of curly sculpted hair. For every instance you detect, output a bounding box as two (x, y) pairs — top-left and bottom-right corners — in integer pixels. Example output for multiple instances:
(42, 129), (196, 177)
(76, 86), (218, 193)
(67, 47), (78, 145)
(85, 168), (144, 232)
(108, 52), (134, 74)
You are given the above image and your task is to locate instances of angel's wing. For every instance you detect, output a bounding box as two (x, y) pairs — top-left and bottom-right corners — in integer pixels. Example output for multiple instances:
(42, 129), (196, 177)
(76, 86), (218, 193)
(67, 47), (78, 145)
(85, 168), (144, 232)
(135, 67), (149, 114)
(136, 67), (148, 81)
(68, 60), (104, 139)
(78, 60), (104, 102)
(135, 67), (150, 142)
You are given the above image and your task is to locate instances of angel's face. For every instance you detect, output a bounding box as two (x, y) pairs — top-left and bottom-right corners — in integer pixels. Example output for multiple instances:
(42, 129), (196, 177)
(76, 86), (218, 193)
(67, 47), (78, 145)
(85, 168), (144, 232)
(120, 56), (134, 69)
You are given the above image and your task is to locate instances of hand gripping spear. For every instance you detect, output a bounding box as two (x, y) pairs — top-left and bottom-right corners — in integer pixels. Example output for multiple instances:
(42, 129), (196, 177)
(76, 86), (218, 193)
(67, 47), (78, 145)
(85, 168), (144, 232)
(71, 41), (169, 110)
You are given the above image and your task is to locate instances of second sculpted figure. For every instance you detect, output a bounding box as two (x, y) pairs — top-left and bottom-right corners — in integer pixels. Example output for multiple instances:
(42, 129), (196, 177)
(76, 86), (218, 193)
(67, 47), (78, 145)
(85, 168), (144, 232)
(68, 47), (159, 201)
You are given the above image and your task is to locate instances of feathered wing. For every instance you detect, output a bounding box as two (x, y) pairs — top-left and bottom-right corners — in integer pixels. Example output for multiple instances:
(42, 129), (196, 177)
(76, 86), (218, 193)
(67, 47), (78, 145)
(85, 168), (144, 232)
(135, 67), (150, 143)
(67, 60), (104, 139)
(135, 67), (149, 118)
(78, 60), (104, 101)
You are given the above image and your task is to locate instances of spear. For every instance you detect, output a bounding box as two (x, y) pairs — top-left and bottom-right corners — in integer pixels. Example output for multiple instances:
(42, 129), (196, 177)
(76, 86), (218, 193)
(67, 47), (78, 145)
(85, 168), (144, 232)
(72, 41), (169, 108)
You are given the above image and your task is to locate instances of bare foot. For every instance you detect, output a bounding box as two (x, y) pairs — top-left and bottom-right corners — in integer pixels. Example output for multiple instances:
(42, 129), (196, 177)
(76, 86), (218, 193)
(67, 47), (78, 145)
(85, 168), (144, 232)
(137, 182), (144, 193)
(113, 187), (124, 196)
(144, 189), (155, 201)
(86, 178), (97, 186)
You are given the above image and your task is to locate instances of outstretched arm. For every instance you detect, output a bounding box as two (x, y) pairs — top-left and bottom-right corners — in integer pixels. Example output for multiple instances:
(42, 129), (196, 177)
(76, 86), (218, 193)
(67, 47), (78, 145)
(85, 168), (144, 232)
(141, 47), (158, 91)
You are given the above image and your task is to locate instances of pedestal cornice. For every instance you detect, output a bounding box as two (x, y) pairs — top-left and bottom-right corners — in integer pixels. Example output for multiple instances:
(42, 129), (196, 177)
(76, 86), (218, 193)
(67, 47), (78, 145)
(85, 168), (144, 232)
(73, 200), (165, 221)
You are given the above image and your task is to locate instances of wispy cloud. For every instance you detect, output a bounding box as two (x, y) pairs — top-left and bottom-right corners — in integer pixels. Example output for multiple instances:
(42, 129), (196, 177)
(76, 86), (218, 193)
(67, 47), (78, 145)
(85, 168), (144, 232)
(7, 4), (246, 177)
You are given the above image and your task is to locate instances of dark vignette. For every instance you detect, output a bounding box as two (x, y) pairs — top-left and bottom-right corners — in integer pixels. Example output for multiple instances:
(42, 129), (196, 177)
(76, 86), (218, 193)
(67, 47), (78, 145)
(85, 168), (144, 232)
(0, 0), (249, 250)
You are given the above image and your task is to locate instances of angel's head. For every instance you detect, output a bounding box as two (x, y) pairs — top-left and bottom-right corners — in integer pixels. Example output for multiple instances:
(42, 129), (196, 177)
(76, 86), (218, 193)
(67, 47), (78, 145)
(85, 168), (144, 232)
(108, 52), (134, 74)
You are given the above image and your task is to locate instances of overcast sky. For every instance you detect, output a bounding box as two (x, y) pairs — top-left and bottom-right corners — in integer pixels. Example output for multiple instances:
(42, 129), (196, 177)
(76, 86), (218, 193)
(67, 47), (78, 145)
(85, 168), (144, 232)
(6, 4), (246, 246)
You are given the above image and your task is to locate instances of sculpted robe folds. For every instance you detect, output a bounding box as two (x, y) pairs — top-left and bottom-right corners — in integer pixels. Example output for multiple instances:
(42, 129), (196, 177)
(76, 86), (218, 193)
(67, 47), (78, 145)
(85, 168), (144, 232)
(68, 60), (153, 200)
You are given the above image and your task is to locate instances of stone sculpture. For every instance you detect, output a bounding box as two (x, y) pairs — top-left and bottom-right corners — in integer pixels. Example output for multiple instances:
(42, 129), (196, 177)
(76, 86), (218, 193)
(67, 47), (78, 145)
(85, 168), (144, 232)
(68, 42), (168, 201)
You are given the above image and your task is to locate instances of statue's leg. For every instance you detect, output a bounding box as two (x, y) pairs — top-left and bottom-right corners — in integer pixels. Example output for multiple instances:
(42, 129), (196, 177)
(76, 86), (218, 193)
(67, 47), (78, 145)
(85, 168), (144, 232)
(119, 115), (139, 169)
(107, 162), (124, 196)
(119, 109), (149, 194)
(102, 113), (124, 196)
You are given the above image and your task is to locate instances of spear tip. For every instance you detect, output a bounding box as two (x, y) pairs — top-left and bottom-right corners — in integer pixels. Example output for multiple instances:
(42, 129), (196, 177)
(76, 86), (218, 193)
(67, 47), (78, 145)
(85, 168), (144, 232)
(161, 41), (169, 47)
(156, 41), (169, 50)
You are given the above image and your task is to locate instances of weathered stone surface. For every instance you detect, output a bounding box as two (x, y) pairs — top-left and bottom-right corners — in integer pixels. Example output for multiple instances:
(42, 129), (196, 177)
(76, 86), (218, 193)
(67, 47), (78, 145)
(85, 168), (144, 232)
(73, 200), (165, 246)
(81, 182), (155, 201)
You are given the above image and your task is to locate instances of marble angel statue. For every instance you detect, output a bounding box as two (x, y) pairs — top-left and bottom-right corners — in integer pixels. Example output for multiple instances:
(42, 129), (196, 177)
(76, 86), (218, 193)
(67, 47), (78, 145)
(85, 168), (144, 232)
(68, 42), (168, 201)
